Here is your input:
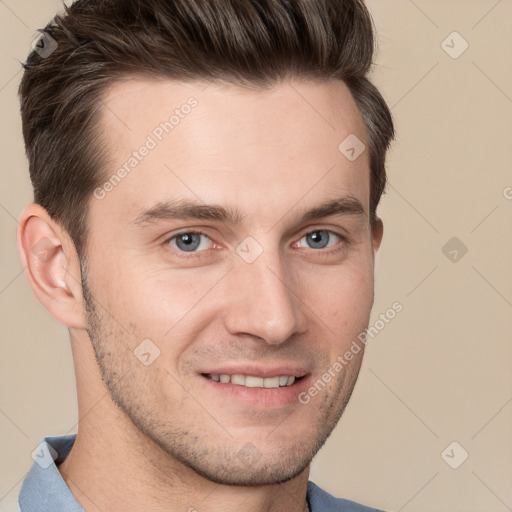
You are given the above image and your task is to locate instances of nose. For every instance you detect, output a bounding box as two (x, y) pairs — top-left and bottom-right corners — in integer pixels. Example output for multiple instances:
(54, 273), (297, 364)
(222, 252), (308, 345)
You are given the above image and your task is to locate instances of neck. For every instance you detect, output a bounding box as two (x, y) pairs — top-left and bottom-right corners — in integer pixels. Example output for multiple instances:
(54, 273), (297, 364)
(58, 416), (310, 512)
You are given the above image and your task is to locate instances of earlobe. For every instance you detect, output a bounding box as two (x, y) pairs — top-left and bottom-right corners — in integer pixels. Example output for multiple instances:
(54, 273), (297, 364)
(17, 204), (87, 329)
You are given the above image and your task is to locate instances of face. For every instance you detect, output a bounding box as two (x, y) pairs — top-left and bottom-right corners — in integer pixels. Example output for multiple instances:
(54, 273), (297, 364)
(82, 78), (381, 485)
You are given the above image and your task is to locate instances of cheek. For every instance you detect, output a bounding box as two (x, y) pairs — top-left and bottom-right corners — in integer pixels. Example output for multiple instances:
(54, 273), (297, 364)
(299, 256), (375, 334)
(93, 265), (229, 366)
(136, 267), (229, 326)
(93, 249), (221, 320)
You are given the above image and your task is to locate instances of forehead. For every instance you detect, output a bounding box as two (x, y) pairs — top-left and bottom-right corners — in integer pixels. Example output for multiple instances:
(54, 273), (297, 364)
(94, 77), (369, 227)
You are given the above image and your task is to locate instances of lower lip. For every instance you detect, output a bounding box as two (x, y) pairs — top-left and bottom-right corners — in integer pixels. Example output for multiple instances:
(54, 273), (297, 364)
(200, 375), (311, 409)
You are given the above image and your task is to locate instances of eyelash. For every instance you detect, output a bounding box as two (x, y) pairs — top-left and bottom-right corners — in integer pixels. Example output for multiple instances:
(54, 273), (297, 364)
(164, 229), (347, 259)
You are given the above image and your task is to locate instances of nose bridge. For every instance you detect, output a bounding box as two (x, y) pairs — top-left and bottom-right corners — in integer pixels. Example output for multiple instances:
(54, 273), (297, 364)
(223, 248), (306, 344)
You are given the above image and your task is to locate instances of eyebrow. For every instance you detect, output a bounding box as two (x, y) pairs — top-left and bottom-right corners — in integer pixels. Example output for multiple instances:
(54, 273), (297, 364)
(133, 200), (245, 226)
(133, 195), (366, 228)
(299, 195), (366, 224)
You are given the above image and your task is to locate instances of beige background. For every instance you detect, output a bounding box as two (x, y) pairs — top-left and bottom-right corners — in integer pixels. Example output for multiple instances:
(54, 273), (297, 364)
(1, 1), (511, 511)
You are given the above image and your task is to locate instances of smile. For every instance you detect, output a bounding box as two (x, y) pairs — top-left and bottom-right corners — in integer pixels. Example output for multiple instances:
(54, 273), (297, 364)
(205, 374), (298, 388)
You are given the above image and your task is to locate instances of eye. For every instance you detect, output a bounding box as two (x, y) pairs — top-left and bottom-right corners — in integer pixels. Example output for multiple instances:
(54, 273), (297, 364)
(167, 232), (213, 252)
(297, 230), (341, 250)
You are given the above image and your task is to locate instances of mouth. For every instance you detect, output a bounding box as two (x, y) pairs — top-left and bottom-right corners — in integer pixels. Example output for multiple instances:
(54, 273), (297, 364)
(202, 373), (304, 389)
(198, 366), (310, 409)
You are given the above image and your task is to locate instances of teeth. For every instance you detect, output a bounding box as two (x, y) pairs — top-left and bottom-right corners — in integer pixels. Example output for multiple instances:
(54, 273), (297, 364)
(245, 376), (264, 387)
(209, 374), (298, 388)
(231, 374), (246, 386)
(263, 376), (280, 388)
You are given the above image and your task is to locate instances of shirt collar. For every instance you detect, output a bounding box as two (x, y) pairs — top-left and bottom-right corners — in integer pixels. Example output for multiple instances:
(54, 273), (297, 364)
(18, 434), (83, 512)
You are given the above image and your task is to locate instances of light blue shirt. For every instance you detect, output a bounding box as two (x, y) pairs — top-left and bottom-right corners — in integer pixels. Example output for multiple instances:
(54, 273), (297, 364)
(17, 435), (385, 511)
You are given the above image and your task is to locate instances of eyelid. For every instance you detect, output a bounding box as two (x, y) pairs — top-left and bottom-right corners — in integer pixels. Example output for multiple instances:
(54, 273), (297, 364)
(164, 228), (211, 242)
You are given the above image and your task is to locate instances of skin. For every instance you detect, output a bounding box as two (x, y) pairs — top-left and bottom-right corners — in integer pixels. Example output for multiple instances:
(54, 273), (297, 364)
(18, 78), (383, 512)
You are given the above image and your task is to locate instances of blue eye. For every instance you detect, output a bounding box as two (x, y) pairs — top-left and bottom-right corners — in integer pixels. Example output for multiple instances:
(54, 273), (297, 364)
(168, 232), (212, 252)
(299, 230), (340, 249)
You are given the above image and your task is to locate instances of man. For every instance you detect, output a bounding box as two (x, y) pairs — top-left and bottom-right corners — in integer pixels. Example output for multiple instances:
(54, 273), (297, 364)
(15, 0), (394, 510)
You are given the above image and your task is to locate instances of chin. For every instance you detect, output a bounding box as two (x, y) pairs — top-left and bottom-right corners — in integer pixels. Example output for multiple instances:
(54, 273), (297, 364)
(151, 429), (323, 487)
(179, 453), (312, 487)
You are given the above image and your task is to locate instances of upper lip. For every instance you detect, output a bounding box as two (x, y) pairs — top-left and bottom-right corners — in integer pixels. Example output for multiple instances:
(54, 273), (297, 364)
(199, 364), (309, 379)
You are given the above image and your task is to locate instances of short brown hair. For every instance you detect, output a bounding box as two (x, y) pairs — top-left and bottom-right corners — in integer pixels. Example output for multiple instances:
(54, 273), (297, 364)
(19, 0), (394, 257)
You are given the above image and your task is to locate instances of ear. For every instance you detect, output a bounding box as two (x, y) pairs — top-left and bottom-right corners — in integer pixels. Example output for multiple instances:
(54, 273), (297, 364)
(17, 203), (86, 328)
(371, 216), (384, 257)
